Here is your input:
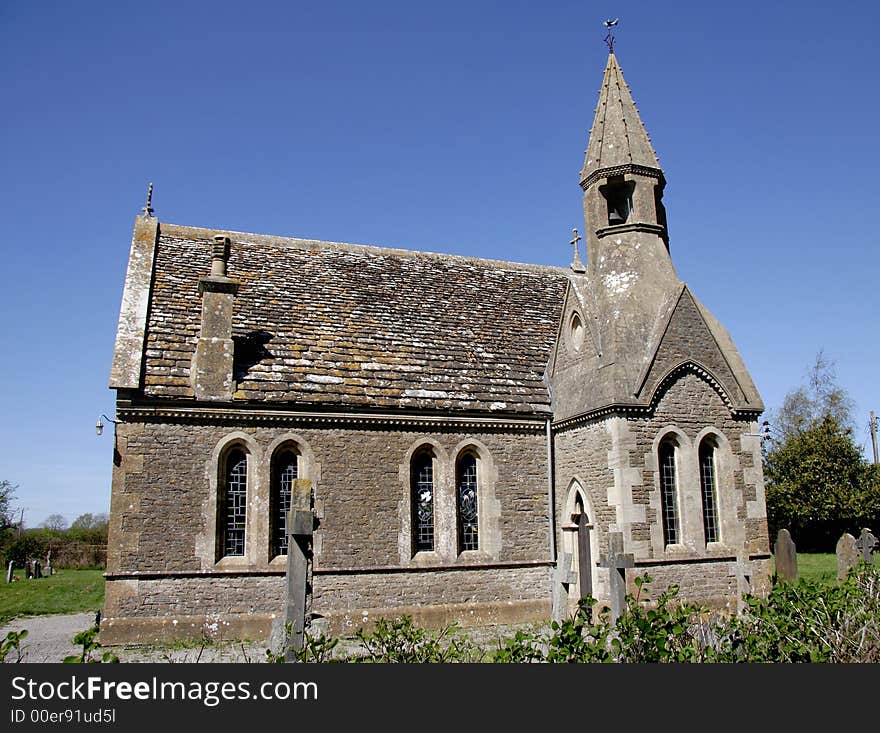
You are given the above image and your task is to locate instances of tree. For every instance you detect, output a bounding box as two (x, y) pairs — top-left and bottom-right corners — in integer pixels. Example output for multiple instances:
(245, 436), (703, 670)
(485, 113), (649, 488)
(41, 514), (68, 532)
(0, 480), (17, 530)
(765, 415), (880, 551)
(771, 350), (855, 442)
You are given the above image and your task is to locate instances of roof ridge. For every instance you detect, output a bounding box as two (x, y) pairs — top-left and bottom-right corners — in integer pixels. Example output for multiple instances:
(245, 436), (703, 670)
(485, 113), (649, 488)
(160, 222), (568, 276)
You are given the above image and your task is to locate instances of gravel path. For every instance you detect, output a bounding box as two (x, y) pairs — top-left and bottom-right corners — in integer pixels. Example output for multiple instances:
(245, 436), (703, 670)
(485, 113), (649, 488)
(1, 613), (532, 663)
(0, 612), (97, 663)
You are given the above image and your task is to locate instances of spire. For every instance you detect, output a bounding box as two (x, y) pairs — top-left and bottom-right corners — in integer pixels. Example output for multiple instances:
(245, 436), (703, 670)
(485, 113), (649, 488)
(580, 52), (660, 187)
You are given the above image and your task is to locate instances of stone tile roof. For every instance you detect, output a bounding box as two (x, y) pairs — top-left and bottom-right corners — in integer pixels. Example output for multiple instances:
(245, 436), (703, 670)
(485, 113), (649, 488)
(142, 224), (568, 414)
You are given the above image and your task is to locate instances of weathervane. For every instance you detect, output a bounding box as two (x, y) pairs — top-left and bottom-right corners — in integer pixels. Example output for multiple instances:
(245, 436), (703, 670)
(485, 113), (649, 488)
(142, 182), (155, 217)
(604, 18), (619, 52)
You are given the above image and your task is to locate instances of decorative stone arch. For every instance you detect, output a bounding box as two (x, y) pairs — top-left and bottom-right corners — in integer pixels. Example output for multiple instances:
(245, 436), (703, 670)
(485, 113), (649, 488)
(559, 478), (603, 614)
(398, 438), (449, 565)
(451, 438), (501, 561)
(198, 431), (262, 568)
(647, 360), (736, 413)
(649, 426), (700, 556)
(264, 433), (319, 564)
(693, 427), (741, 552)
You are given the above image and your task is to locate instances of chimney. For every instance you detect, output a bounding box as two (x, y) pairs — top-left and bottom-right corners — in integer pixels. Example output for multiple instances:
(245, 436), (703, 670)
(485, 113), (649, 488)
(191, 235), (240, 401)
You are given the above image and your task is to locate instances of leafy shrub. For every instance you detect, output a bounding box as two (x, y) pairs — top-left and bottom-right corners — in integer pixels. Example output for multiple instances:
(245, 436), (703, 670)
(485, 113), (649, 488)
(0, 630), (28, 663)
(63, 624), (119, 664)
(351, 616), (483, 663)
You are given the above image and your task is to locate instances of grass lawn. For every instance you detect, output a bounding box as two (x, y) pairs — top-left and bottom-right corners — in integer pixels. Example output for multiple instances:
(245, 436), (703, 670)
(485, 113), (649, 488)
(0, 568), (105, 626)
(773, 552), (879, 586)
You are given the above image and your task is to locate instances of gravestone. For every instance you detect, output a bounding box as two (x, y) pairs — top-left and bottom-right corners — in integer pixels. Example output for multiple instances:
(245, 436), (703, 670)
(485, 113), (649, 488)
(284, 478), (314, 662)
(6, 561), (13, 584)
(33, 560), (42, 579)
(598, 532), (634, 623)
(773, 528), (798, 581)
(836, 532), (858, 582)
(24, 561), (33, 579)
(728, 555), (753, 613)
(855, 528), (878, 564)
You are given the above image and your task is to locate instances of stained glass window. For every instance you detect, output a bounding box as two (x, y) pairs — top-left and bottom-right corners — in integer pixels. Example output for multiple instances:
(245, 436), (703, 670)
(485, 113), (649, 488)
(658, 440), (679, 546)
(457, 453), (479, 552)
(699, 440), (719, 544)
(222, 448), (247, 556)
(412, 452), (434, 553)
(271, 450), (298, 556)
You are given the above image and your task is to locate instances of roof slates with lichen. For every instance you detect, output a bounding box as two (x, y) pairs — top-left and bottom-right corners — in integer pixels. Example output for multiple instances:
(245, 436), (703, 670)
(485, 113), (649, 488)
(141, 224), (568, 414)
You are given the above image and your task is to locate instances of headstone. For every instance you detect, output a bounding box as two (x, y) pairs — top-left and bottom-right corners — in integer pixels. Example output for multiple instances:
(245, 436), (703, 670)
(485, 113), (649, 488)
(284, 478), (314, 661)
(24, 561), (33, 579)
(33, 560), (42, 579)
(855, 528), (878, 565)
(45, 549), (52, 576)
(836, 532), (858, 582)
(6, 561), (13, 584)
(773, 528), (798, 581)
(728, 554), (753, 613)
(598, 532), (634, 623)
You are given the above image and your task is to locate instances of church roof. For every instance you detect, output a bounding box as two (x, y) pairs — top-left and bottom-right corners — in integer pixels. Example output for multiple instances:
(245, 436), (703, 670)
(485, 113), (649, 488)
(139, 223), (568, 414)
(580, 51), (660, 184)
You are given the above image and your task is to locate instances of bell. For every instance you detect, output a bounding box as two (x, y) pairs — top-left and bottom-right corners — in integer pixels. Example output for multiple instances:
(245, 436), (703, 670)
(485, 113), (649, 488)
(608, 208), (624, 224)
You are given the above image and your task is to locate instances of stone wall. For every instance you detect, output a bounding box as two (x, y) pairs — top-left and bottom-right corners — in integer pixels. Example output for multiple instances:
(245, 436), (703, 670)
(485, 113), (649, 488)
(551, 370), (769, 610)
(104, 416), (553, 638)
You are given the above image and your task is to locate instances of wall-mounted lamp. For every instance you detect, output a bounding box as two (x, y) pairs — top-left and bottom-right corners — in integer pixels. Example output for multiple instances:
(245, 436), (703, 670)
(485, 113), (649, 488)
(96, 414), (121, 436)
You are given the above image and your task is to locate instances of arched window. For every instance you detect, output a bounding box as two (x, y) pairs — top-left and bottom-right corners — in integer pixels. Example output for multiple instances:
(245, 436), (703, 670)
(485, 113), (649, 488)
(658, 439), (679, 546)
(271, 448), (298, 557)
(699, 438), (720, 544)
(220, 448), (247, 557)
(411, 450), (435, 553)
(456, 453), (479, 552)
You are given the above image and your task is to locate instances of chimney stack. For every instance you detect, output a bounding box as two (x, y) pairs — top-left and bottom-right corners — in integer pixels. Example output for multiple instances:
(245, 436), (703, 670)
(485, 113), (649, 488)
(191, 235), (240, 401)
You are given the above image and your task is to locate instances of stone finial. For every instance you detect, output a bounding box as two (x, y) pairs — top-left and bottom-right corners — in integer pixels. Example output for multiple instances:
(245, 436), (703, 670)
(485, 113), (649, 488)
(141, 182), (155, 217)
(211, 235), (232, 277)
(569, 228), (586, 273)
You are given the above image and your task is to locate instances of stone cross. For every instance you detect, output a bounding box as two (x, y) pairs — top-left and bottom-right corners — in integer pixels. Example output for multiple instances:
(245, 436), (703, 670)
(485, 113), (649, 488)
(728, 554), (753, 613)
(6, 561), (13, 584)
(855, 528), (878, 565)
(598, 532), (634, 623)
(284, 478), (314, 662)
(575, 512), (593, 601)
(773, 528), (798, 581)
(569, 228), (586, 273)
(836, 532), (858, 582)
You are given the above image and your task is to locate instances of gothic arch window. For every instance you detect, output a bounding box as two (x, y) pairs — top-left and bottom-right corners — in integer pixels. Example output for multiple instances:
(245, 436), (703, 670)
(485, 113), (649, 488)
(698, 437), (720, 544)
(411, 449), (435, 553)
(456, 451), (479, 552)
(658, 437), (680, 546)
(219, 447), (248, 557)
(270, 446), (299, 557)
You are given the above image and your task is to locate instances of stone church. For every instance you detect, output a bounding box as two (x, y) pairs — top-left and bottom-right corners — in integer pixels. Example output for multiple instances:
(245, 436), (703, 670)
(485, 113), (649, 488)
(102, 50), (770, 643)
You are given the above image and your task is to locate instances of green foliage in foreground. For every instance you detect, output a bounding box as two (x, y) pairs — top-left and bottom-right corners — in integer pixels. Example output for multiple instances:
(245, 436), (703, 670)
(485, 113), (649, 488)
(63, 624), (119, 664)
(496, 567), (880, 663)
(0, 569), (105, 625)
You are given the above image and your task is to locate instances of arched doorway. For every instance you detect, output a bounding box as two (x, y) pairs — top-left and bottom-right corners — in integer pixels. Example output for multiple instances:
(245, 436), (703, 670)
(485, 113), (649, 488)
(559, 481), (596, 616)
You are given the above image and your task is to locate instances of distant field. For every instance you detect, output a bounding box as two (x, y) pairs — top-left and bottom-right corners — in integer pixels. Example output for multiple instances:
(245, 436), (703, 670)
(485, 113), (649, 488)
(0, 568), (104, 625)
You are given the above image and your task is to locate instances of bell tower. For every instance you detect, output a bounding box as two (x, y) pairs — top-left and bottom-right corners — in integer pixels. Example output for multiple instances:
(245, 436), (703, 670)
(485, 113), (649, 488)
(578, 49), (681, 391)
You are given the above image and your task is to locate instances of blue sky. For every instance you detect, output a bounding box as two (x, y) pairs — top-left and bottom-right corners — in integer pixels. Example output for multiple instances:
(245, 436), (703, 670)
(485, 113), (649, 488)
(1, 1), (878, 527)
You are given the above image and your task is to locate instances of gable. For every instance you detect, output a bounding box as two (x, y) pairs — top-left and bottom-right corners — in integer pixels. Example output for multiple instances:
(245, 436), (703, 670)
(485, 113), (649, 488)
(140, 224), (568, 414)
(635, 285), (760, 411)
